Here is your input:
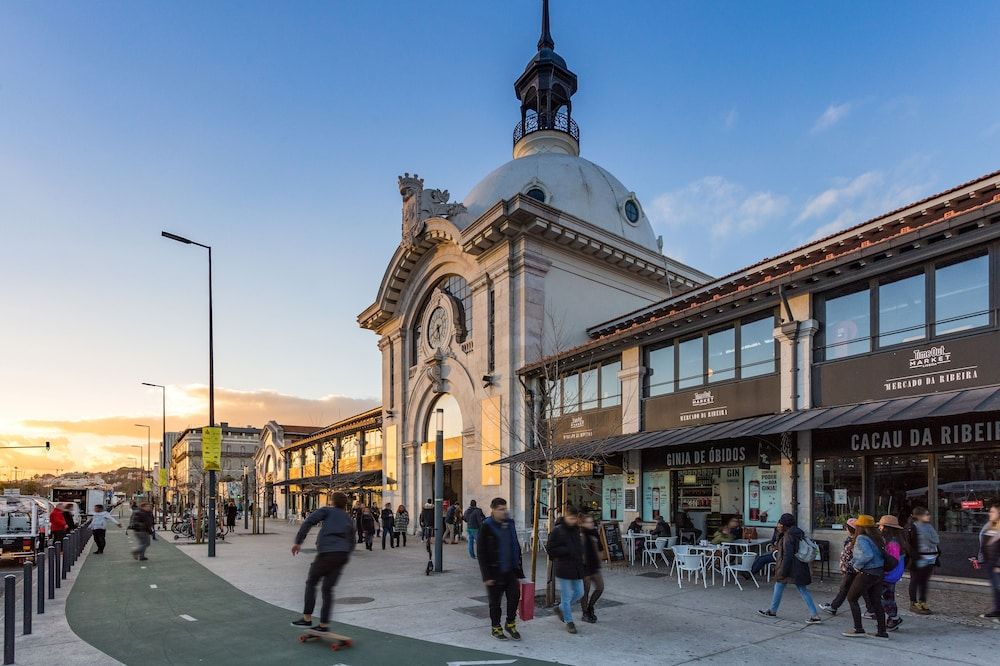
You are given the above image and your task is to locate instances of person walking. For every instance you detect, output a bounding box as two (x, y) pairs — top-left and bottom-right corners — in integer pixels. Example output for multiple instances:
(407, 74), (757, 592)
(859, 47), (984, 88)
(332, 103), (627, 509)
(464, 500), (485, 559)
(61, 503), (78, 533)
(906, 507), (940, 615)
(352, 500), (364, 544)
(129, 502), (155, 561)
(225, 501), (238, 533)
(290, 492), (356, 633)
(978, 502), (1000, 622)
(445, 503), (458, 544)
(750, 523), (784, 576)
(49, 504), (68, 545)
(579, 513), (604, 623)
(360, 506), (376, 551)
(546, 506), (586, 634)
(476, 497), (523, 641)
(841, 515), (889, 639)
(419, 499), (434, 542)
(381, 503), (395, 550)
(90, 504), (121, 554)
(453, 503), (465, 543)
(820, 518), (872, 616)
(393, 505), (409, 547)
(757, 513), (821, 624)
(878, 515), (909, 631)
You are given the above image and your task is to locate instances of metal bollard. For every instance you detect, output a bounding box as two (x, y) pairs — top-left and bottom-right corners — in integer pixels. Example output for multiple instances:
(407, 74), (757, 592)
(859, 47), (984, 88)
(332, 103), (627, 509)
(4, 575), (15, 664)
(61, 539), (68, 579)
(54, 543), (62, 588)
(22, 563), (31, 635)
(46, 547), (55, 599)
(37, 553), (45, 614)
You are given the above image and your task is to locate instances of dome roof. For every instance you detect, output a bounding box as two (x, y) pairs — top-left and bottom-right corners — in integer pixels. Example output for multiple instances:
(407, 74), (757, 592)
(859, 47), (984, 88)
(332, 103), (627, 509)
(461, 153), (660, 253)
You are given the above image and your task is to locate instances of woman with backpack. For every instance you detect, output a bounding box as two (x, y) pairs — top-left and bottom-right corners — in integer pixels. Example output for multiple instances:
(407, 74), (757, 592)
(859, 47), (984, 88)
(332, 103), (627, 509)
(820, 518), (872, 616)
(841, 515), (888, 639)
(757, 513), (822, 624)
(878, 515), (909, 631)
(906, 506), (940, 615)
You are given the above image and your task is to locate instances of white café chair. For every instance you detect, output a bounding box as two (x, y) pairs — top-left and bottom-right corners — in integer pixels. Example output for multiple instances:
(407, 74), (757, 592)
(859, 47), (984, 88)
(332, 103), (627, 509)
(642, 537), (670, 568)
(723, 551), (759, 590)
(668, 543), (690, 576)
(675, 552), (707, 588)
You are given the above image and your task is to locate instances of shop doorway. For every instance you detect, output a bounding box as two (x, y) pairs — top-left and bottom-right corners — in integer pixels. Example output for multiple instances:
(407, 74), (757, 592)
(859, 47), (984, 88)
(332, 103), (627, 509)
(933, 451), (1000, 579)
(672, 467), (744, 539)
(868, 454), (929, 527)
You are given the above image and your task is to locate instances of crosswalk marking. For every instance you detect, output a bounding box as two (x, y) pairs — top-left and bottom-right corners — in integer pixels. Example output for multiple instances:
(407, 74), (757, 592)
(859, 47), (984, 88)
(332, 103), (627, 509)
(179, 614), (197, 621)
(149, 584), (158, 589)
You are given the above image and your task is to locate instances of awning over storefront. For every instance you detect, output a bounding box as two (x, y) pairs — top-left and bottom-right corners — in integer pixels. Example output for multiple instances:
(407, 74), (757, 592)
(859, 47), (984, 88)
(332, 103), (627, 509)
(271, 470), (386, 490)
(494, 384), (1000, 465)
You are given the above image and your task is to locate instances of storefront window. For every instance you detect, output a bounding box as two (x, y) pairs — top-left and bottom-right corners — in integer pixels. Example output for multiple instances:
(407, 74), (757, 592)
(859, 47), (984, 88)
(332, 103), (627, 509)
(824, 288), (871, 359)
(642, 470), (670, 521)
(878, 273), (926, 347)
(935, 254), (990, 335)
(935, 451), (1000, 533)
(562, 374), (580, 414)
(740, 317), (775, 378)
(548, 379), (561, 417)
(580, 367), (599, 411)
(813, 456), (863, 528)
(363, 429), (382, 457)
(707, 327), (735, 383)
(647, 343), (674, 396)
(870, 454), (929, 526)
(303, 445), (316, 473)
(602, 475), (624, 521)
(678, 337), (703, 389)
(600, 360), (621, 407)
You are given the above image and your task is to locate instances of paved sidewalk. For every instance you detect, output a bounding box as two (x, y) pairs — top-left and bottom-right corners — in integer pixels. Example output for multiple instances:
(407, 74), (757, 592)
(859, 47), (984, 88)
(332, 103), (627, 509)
(180, 521), (999, 666)
(65, 526), (553, 665)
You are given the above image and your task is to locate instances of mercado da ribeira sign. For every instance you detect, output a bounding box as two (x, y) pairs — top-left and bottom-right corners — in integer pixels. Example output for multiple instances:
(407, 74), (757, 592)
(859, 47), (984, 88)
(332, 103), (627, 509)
(645, 373), (780, 430)
(815, 331), (1000, 406)
(813, 414), (1000, 455)
(548, 405), (622, 445)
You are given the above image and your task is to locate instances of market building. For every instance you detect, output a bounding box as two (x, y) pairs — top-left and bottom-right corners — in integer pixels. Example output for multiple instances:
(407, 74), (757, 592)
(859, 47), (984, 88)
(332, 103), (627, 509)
(253, 422), (317, 518)
(272, 407), (384, 517)
(169, 422), (261, 509)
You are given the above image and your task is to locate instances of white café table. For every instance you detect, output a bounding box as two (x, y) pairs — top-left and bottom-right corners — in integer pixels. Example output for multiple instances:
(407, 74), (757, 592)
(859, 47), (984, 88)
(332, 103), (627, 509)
(622, 532), (653, 565)
(687, 543), (725, 584)
(721, 537), (772, 554)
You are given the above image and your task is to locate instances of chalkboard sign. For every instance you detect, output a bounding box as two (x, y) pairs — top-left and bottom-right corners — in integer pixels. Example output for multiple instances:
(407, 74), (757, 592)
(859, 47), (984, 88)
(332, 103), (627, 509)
(598, 520), (626, 564)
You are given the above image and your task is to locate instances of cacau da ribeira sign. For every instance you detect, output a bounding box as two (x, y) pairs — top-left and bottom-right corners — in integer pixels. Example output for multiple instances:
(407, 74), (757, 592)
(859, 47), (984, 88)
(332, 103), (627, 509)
(816, 416), (1000, 455)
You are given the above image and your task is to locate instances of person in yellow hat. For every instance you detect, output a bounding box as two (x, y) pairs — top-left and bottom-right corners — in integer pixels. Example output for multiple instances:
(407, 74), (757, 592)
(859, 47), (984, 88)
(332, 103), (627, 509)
(841, 515), (889, 638)
(878, 515), (909, 631)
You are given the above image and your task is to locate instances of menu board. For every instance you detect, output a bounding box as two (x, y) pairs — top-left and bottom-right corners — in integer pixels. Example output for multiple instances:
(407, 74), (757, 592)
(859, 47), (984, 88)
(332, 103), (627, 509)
(599, 520), (626, 563)
(642, 471), (670, 521)
(744, 466), (780, 526)
(539, 479), (551, 520)
(602, 475), (624, 521)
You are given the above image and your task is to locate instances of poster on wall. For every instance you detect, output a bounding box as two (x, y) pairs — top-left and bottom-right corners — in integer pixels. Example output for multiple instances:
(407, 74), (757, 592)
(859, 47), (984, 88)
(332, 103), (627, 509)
(744, 467), (780, 526)
(642, 471), (670, 520)
(602, 475), (624, 521)
(719, 467), (743, 514)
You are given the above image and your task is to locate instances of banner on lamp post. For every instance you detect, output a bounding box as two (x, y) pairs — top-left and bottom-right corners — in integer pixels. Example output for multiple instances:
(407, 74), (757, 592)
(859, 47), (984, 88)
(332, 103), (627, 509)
(159, 467), (168, 486)
(202, 426), (222, 471)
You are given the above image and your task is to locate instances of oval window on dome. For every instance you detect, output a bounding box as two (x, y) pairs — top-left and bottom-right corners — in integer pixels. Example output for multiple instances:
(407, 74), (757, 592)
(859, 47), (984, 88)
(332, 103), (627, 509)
(624, 198), (641, 224)
(525, 187), (547, 203)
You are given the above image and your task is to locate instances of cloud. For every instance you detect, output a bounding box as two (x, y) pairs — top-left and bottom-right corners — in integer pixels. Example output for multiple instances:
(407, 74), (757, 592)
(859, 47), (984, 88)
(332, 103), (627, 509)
(796, 171), (883, 224)
(723, 108), (738, 130)
(812, 102), (853, 133)
(650, 176), (789, 240)
(4, 385), (379, 474)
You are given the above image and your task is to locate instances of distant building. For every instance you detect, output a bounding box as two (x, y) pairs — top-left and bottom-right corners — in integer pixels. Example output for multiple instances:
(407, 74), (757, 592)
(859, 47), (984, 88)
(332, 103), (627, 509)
(170, 422), (261, 508)
(253, 422), (317, 518)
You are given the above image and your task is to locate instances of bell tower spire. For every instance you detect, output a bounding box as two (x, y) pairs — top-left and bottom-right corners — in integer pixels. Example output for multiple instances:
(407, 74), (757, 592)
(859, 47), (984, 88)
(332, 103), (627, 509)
(512, 0), (579, 158)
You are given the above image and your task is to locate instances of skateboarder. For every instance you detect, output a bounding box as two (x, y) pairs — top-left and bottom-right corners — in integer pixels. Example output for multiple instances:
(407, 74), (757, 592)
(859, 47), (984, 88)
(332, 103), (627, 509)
(291, 491), (356, 632)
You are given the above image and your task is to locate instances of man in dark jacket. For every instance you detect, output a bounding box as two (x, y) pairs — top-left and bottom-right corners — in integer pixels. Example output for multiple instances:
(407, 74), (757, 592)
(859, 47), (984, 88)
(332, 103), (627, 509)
(464, 500), (485, 559)
(757, 513), (821, 623)
(546, 506), (586, 634)
(129, 502), (155, 561)
(476, 497), (523, 642)
(419, 500), (434, 542)
(291, 492), (356, 632)
(381, 503), (395, 550)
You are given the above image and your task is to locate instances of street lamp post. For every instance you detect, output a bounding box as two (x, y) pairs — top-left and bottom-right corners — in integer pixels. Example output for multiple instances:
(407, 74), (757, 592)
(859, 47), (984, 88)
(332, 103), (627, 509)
(134, 424), (150, 510)
(434, 408), (444, 574)
(131, 445), (143, 491)
(162, 230), (217, 557)
(242, 465), (249, 530)
(142, 383), (169, 529)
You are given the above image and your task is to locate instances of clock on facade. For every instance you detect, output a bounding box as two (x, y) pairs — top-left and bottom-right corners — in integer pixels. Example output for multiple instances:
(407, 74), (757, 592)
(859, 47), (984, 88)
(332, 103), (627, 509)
(427, 306), (450, 348)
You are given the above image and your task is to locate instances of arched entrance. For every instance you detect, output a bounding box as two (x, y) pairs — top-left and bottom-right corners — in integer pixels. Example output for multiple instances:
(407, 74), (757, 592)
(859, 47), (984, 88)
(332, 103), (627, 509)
(422, 393), (464, 506)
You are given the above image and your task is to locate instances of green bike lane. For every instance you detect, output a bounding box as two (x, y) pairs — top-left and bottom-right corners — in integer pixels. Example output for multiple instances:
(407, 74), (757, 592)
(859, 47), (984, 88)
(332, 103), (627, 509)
(66, 528), (553, 666)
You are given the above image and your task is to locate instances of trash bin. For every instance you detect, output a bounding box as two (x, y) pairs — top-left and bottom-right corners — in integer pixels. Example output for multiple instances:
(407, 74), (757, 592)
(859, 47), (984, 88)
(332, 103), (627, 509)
(518, 580), (535, 621)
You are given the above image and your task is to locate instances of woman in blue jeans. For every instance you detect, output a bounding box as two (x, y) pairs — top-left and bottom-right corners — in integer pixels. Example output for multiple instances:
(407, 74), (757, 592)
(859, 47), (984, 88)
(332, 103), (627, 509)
(758, 513), (821, 624)
(546, 507), (586, 634)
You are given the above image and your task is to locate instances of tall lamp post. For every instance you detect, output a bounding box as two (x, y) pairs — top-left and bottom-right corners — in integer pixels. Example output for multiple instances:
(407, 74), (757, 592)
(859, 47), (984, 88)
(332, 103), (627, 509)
(131, 445), (144, 486)
(162, 230), (217, 557)
(434, 408), (444, 573)
(134, 424), (151, 507)
(142, 382), (168, 529)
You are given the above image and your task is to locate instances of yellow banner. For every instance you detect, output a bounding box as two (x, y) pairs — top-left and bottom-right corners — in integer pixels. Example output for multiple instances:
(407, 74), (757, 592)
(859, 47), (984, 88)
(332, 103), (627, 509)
(143, 478), (152, 492)
(159, 468), (168, 486)
(202, 426), (222, 471)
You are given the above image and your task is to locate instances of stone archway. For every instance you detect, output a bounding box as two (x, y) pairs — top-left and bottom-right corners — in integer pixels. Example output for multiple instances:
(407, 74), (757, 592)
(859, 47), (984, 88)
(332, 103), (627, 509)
(421, 393), (464, 508)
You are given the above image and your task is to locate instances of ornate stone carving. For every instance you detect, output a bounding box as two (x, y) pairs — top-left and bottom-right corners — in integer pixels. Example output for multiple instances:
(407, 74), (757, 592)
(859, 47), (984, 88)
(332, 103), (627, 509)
(423, 348), (448, 394)
(398, 173), (467, 249)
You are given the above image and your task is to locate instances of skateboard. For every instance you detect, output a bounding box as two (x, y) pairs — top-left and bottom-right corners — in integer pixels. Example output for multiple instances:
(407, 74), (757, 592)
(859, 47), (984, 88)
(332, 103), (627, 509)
(297, 629), (353, 652)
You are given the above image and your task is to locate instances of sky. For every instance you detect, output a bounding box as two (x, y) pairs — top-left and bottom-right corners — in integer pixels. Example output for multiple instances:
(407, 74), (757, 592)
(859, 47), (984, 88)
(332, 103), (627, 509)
(2, 1), (999, 475)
